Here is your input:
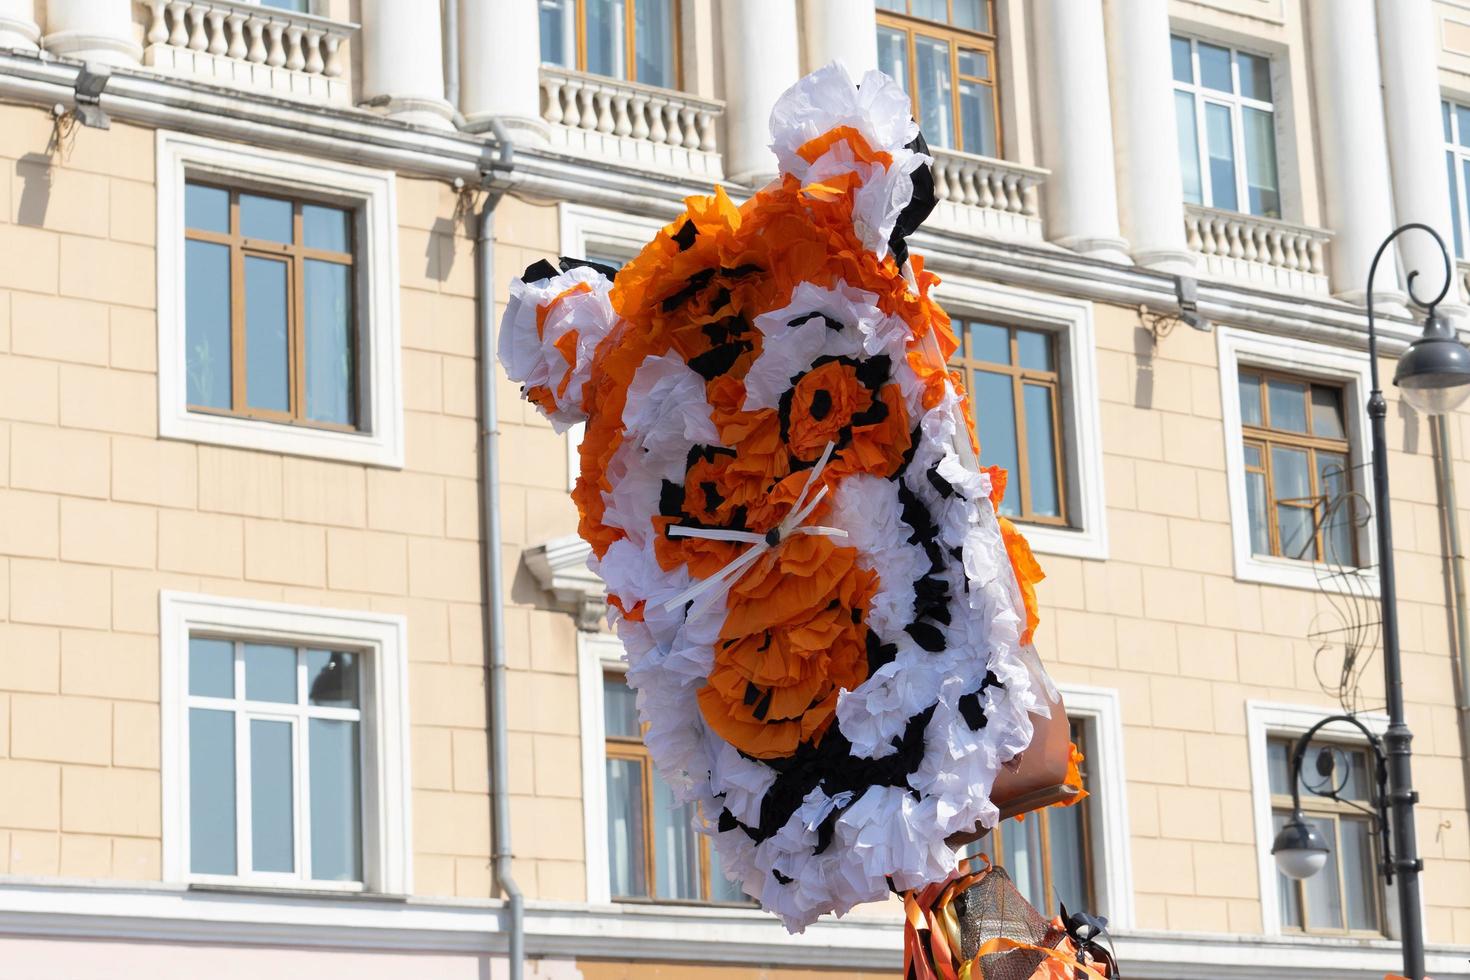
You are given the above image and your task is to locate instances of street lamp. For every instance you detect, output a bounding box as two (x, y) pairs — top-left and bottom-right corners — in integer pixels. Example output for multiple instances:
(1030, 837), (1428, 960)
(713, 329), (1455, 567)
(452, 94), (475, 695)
(1270, 223), (1470, 980)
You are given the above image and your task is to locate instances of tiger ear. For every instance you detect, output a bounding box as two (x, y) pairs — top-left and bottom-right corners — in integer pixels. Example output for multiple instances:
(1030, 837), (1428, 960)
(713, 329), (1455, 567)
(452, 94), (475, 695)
(768, 61), (935, 262)
(497, 258), (619, 432)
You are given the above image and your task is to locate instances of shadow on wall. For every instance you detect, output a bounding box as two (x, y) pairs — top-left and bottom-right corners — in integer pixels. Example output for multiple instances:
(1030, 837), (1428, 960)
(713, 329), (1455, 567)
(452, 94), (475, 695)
(1133, 323), (1155, 410)
(16, 152), (52, 226)
(1399, 396), (1420, 455)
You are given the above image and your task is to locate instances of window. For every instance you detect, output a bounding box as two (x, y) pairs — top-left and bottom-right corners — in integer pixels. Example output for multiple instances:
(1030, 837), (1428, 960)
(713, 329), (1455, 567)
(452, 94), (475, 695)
(876, 0), (999, 157)
(257, 0), (310, 10)
(184, 182), (357, 430)
(161, 592), (410, 893)
(950, 319), (1065, 526)
(539, 0), (678, 90)
(1237, 370), (1356, 565)
(187, 638), (364, 885)
(1170, 34), (1280, 218)
(157, 132), (403, 467)
(603, 672), (747, 904)
(968, 719), (1094, 914)
(1443, 100), (1470, 260)
(1267, 736), (1383, 935)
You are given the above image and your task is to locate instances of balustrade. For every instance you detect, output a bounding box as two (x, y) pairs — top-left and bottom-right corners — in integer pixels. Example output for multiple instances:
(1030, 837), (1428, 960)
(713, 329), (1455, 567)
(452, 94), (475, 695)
(1184, 204), (1332, 294)
(926, 147), (1048, 242)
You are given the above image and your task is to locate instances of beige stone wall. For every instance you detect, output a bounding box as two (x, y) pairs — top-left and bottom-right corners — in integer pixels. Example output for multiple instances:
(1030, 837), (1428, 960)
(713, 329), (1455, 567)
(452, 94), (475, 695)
(0, 103), (496, 899)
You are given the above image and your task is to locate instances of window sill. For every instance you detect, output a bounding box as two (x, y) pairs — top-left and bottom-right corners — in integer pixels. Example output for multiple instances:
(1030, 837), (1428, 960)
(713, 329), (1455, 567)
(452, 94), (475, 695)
(161, 408), (403, 468)
(187, 882), (395, 901)
(1232, 551), (1379, 596)
(1014, 520), (1108, 561)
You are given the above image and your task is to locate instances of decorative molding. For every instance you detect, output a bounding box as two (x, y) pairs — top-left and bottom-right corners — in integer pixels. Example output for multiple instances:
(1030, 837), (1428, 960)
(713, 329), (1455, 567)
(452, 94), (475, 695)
(524, 535), (606, 630)
(927, 148), (1048, 242)
(155, 129), (404, 467)
(0, 880), (1466, 977)
(1058, 684), (1134, 929)
(1215, 327), (1379, 593)
(1184, 204), (1331, 296)
(158, 591), (413, 896)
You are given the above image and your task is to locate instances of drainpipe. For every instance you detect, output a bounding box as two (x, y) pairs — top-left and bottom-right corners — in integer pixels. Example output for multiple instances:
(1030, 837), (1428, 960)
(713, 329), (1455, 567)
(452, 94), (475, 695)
(1432, 412), (1470, 824)
(476, 119), (522, 980)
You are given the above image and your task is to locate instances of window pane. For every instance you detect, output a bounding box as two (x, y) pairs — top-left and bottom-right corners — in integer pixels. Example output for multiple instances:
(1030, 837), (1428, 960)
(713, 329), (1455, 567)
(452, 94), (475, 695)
(1267, 376), (1308, 432)
(304, 259), (354, 426)
(1198, 42), (1233, 93)
(1339, 748), (1373, 801)
(1243, 443), (1262, 469)
(1205, 102), (1238, 211)
(309, 718), (362, 882)
(1237, 51), (1271, 102)
(1458, 104), (1470, 148)
(1444, 100), (1454, 143)
(189, 707), (236, 875)
(185, 239), (232, 410)
(306, 650), (359, 708)
(915, 35), (955, 149)
(1267, 739), (1293, 795)
(958, 79), (997, 157)
(1046, 805), (1088, 913)
(245, 643), (297, 703)
(539, 0), (575, 67)
(953, 0), (988, 32)
(974, 371), (1019, 515)
(634, 0), (675, 88)
(877, 0), (905, 10)
(1023, 384), (1060, 518)
(707, 837), (745, 902)
(1341, 817), (1379, 931)
(606, 757), (648, 897)
(1175, 92), (1202, 205)
(1310, 385), (1345, 438)
(652, 771), (699, 899)
(1448, 151), (1464, 260)
(604, 676), (640, 737)
(240, 193), (293, 244)
(913, 0), (945, 20)
(585, 0), (627, 80)
(1318, 451), (1353, 565)
(1302, 815), (1343, 929)
(877, 26), (909, 92)
(1246, 469), (1271, 556)
(302, 204), (350, 253)
(968, 321), (1010, 363)
(957, 48), (988, 78)
(190, 637), (235, 698)
(1170, 35), (1192, 83)
(1273, 811), (1305, 928)
(250, 718), (295, 873)
(1238, 372), (1263, 426)
(1017, 329), (1051, 371)
(244, 256), (290, 413)
(1270, 444), (1313, 504)
(186, 183), (230, 233)
(1001, 817), (1045, 908)
(1243, 107), (1280, 217)
(260, 0), (308, 9)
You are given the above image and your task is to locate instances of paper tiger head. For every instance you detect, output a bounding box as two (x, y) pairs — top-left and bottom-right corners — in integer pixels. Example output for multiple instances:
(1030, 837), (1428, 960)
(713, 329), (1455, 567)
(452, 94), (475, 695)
(500, 64), (1052, 931)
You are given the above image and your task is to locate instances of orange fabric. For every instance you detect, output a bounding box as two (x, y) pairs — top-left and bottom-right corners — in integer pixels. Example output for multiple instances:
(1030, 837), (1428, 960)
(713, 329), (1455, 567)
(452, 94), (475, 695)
(795, 125), (894, 168)
(552, 328), (579, 398)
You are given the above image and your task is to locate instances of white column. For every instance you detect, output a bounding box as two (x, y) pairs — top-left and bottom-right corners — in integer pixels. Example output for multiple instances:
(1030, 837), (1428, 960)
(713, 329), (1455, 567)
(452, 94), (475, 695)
(360, 0), (455, 131)
(1379, 0), (1467, 316)
(0, 0), (39, 50)
(802, 0), (877, 77)
(1030, 0), (1129, 264)
(1307, 0), (1401, 306)
(459, 0), (547, 142)
(721, 0), (801, 185)
(1102, 0), (1195, 274)
(42, 0), (140, 66)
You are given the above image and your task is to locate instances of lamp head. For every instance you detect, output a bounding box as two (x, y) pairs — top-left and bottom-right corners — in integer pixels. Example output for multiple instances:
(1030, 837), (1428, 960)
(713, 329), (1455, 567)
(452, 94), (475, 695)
(1395, 311), (1470, 414)
(1271, 812), (1331, 880)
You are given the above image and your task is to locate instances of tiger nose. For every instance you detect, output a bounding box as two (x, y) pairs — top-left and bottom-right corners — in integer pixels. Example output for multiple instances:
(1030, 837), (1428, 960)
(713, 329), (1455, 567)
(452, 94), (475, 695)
(764, 528), (782, 548)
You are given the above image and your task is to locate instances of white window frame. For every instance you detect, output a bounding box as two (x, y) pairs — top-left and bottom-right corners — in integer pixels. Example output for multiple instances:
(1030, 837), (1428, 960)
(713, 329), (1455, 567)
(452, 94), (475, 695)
(558, 204), (666, 490)
(1442, 97), (1470, 261)
(577, 631), (1133, 926)
(1245, 701), (1396, 940)
(155, 131), (404, 468)
(1216, 327), (1378, 593)
(939, 278), (1108, 560)
(160, 591), (412, 895)
(1171, 33), (1280, 218)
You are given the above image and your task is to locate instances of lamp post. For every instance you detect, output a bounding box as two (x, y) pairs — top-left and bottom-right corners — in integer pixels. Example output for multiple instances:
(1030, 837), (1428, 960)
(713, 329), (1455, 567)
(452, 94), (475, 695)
(1270, 223), (1470, 980)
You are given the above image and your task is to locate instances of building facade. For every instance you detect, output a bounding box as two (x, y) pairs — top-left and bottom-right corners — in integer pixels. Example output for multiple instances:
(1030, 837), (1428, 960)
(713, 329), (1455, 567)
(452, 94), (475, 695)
(0, 0), (1468, 977)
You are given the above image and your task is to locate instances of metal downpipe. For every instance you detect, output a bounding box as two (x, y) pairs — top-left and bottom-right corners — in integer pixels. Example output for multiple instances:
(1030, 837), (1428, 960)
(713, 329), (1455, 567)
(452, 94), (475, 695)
(1431, 413), (1470, 824)
(442, 0), (460, 110)
(476, 118), (523, 980)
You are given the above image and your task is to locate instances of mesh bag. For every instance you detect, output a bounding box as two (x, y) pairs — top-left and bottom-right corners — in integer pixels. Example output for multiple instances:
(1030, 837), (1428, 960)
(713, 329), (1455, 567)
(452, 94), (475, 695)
(953, 867), (1068, 979)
